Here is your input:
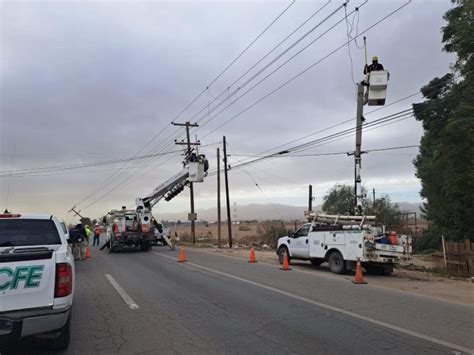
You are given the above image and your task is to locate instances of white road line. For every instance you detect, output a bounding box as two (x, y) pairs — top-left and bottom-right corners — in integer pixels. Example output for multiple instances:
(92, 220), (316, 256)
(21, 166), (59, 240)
(153, 251), (472, 354)
(105, 274), (140, 310)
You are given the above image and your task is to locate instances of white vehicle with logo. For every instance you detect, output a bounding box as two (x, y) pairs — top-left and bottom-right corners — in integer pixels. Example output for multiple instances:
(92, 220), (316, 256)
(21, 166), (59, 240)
(0, 213), (75, 349)
(277, 214), (412, 275)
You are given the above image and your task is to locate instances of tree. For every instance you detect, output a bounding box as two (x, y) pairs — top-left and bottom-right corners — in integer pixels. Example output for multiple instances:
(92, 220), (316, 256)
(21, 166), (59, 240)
(322, 184), (402, 226)
(365, 195), (401, 228)
(322, 184), (357, 215)
(413, 0), (474, 245)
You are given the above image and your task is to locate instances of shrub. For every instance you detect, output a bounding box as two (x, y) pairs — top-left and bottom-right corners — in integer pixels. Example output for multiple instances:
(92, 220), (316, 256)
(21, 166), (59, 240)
(257, 220), (287, 247)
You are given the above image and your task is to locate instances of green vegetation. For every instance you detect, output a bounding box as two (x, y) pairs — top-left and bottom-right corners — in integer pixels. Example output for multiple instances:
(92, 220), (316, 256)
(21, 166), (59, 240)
(414, 0), (474, 248)
(322, 184), (402, 227)
(256, 220), (287, 247)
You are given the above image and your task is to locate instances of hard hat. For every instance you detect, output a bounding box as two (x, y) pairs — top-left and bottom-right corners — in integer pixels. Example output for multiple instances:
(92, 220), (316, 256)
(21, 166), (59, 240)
(372, 55), (379, 61)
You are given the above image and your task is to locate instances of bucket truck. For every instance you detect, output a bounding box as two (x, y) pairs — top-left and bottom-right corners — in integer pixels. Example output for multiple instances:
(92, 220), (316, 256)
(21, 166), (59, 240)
(104, 154), (208, 253)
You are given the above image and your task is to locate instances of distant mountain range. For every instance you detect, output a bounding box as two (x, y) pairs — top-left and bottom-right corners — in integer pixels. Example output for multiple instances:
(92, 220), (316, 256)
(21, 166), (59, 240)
(158, 202), (422, 222)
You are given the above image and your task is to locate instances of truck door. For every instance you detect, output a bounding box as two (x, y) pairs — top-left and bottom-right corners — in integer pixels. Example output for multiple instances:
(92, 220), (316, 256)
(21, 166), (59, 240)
(291, 224), (311, 258)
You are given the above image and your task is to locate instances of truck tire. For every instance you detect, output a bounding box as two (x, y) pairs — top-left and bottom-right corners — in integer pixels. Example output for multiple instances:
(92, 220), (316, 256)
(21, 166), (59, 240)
(383, 266), (393, 276)
(46, 312), (71, 350)
(140, 241), (150, 252)
(310, 258), (324, 267)
(278, 246), (291, 265)
(328, 251), (346, 274)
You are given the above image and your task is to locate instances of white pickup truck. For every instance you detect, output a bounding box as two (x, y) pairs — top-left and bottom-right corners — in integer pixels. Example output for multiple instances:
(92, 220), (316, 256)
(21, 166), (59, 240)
(0, 213), (75, 349)
(277, 215), (412, 275)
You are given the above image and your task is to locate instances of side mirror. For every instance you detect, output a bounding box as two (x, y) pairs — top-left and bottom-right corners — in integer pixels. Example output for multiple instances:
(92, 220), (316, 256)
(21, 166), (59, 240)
(288, 230), (295, 238)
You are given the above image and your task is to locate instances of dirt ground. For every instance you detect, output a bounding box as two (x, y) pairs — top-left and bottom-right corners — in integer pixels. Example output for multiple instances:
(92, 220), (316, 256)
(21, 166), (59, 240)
(171, 221), (298, 247)
(188, 247), (474, 306)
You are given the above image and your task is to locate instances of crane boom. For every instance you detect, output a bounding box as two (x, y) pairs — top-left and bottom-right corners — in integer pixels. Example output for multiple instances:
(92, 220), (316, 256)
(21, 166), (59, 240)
(136, 169), (189, 210)
(132, 155), (208, 250)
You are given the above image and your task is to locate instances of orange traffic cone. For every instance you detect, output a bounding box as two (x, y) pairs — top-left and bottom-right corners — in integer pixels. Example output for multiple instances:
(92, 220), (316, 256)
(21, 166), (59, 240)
(352, 259), (367, 284)
(86, 245), (92, 259)
(177, 248), (187, 263)
(280, 251), (291, 270)
(248, 248), (257, 263)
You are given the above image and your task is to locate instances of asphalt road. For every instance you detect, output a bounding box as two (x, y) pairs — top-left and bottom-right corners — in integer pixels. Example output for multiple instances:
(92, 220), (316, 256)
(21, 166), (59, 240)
(2, 245), (473, 354)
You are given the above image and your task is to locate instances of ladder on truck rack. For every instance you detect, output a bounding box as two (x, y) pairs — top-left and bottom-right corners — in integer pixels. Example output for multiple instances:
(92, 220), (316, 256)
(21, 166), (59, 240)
(310, 213), (377, 229)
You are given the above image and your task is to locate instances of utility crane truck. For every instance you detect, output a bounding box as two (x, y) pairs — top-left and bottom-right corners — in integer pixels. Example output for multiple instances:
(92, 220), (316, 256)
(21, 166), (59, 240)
(105, 154), (208, 252)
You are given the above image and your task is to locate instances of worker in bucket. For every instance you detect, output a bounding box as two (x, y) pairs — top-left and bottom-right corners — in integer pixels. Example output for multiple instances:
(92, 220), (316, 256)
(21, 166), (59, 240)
(364, 55), (384, 75)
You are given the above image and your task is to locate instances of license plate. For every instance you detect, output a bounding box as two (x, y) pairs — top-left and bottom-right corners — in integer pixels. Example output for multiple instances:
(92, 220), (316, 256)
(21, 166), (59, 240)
(0, 319), (13, 336)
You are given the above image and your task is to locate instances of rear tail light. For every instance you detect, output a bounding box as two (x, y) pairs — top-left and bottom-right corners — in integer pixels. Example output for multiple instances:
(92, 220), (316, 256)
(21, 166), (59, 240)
(55, 263), (72, 298)
(0, 214), (21, 218)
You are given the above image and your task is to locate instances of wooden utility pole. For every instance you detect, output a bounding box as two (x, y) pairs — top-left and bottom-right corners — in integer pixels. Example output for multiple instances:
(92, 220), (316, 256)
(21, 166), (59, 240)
(373, 188), (376, 209)
(223, 136), (232, 248)
(217, 147), (222, 248)
(354, 83), (365, 215)
(172, 121), (200, 244)
(308, 184), (313, 212)
(68, 206), (84, 220)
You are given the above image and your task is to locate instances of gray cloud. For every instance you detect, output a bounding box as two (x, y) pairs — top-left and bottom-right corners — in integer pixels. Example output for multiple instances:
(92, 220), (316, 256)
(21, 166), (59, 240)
(0, 1), (454, 221)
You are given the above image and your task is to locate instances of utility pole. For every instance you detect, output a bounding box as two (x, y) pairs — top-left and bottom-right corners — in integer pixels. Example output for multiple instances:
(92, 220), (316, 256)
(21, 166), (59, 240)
(308, 184), (313, 213)
(353, 83), (365, 215)
(68, 206), (84, 220)
(223, 136), (232, 248)
(217, 147), (221, 248)
(373, 188), (376, 209)
(172, 121), (200, 244)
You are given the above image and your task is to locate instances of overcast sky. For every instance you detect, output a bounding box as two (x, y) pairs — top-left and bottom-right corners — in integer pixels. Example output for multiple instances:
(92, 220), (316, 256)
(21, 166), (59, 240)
(0, 0), (455, 223)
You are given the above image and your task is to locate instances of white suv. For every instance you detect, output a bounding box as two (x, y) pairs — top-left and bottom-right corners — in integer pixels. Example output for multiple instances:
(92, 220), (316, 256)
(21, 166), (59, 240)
(0, 213), (75, 349)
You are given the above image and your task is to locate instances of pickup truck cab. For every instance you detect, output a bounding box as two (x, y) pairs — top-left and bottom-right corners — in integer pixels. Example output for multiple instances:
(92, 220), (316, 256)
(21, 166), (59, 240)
(0, 213), (74, 349)
(277, 215), (412, 275)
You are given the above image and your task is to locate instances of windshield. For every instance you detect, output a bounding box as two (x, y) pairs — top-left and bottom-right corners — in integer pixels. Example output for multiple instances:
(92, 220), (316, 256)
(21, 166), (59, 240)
(0, 219), (61, 247)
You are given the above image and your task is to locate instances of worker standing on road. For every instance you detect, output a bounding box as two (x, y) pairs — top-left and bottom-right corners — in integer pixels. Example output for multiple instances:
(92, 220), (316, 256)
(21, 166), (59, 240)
(69, 227), (83, 260)
(85, 224), (91, 243)
(93, 223), (102, 246)
(76, 223), (89, 260)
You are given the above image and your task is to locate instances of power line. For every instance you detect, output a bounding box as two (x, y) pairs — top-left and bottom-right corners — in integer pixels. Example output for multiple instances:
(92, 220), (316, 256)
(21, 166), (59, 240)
(74, 0), (415, 210)
(198, 1), (368, 136)
(194, 1), (351, 128)
(256, 71), (463, 158)
(0, 149), (183, 177)
(185, 0), (334, 127)
(344, 3), (357, 85)
(0, 142), (220, 178)
(72, 2), (296, 209)
(208, 108), (415, 174)
(200, 0), (410, 137)
(76, 0), (367, 206)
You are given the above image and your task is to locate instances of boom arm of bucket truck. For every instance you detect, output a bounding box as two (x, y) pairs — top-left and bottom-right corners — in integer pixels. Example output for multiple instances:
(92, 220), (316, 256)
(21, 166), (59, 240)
(135, 154), (208, 249)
